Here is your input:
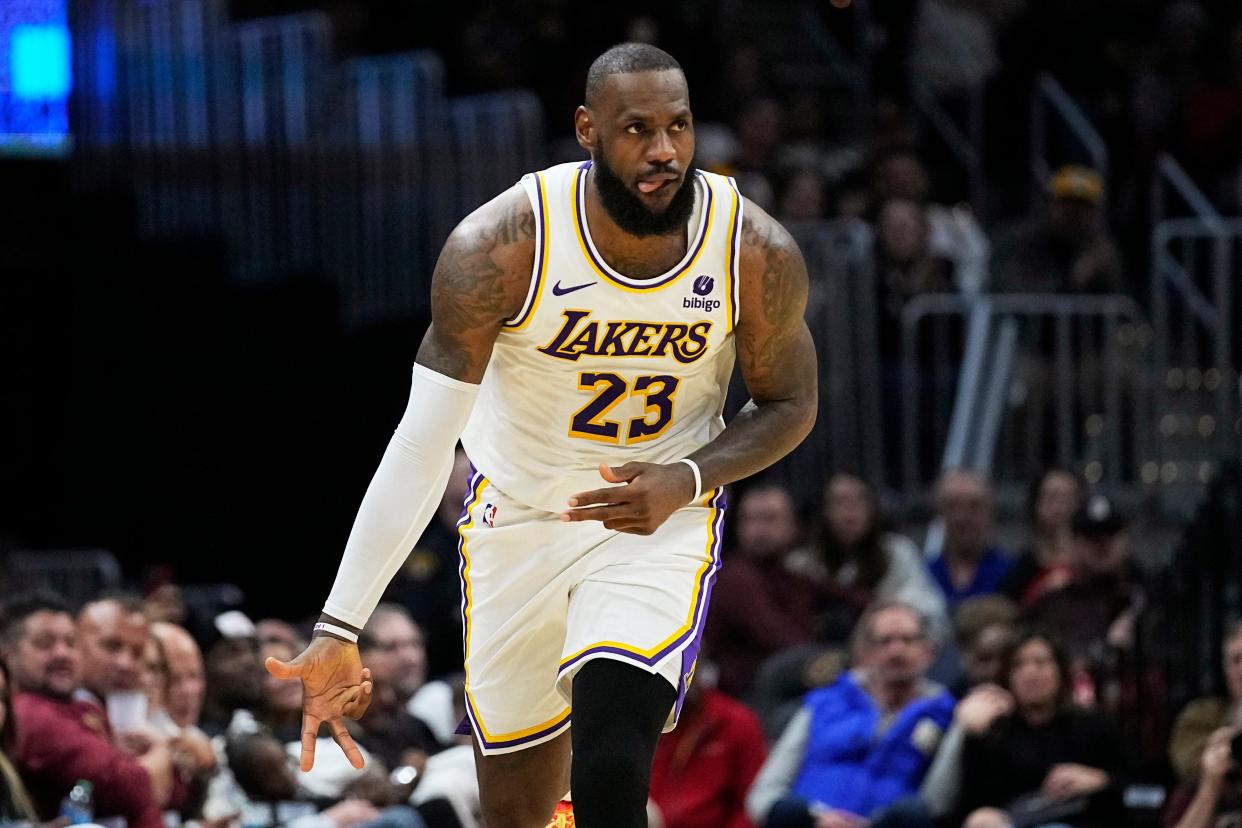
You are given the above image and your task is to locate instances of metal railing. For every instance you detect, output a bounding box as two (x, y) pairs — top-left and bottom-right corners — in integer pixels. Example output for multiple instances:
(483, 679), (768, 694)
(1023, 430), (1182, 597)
(5, 550), (123, 605)
(1148, 155), (1241, 510)
(740, 219), (886, 503)
(901, 294), (1150, 494)
(791, 0), (986, 213)
(1030, 72), (1109, 212)
(70, 2), (547, 328)
(911, 81), (986, 216)
(328, 51), (451, 327)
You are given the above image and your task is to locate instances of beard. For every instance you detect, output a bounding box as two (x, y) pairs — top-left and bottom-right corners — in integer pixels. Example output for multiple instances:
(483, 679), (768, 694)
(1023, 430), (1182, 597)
(592, 146), (698, 238)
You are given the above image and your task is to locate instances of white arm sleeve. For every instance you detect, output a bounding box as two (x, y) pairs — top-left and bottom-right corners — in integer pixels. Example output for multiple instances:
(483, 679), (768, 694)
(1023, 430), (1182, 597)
(322, 363), (480, 628)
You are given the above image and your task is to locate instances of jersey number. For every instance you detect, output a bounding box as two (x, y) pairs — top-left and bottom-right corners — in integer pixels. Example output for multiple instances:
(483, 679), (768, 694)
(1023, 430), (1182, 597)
(570, 372), (680, 444)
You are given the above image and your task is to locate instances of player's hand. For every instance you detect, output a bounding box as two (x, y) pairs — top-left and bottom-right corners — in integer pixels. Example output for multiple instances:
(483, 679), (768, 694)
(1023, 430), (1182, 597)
(265, 636), (374, 771)
(561, 461), (698, 535)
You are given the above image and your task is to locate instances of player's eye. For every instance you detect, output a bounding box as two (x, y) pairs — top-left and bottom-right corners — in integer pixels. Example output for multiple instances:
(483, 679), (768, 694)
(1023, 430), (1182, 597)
(625, 123), (645, 135)
(671, 120), (688, 132)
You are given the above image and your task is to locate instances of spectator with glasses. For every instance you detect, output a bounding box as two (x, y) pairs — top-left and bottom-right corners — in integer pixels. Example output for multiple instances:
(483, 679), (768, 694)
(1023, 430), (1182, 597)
(747, 601), (953, 828)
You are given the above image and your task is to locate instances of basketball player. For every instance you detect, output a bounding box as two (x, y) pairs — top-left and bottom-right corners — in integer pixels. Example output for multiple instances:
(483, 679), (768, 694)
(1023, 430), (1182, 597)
(266, 44), (818, 827)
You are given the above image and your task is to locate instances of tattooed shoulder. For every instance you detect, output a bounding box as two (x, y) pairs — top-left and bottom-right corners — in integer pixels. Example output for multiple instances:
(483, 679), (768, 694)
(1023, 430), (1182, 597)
(421, 185), (537, 379)
(737, 201), (808, 329)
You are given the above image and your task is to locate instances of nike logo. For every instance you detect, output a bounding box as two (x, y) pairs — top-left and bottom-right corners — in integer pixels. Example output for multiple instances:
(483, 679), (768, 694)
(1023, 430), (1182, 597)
(552, 280), (596, 296)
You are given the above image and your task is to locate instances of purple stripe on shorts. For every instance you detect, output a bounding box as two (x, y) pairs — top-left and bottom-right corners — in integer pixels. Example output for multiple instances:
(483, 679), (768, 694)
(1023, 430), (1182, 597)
(457, 467), (484, 658)
(673, 491), (727, 722)
(558, 489), (727, 680)
(462, 697), (571, 750)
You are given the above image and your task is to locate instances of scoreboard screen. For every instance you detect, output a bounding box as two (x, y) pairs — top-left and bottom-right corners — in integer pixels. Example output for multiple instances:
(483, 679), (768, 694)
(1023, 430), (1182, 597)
(1, 0), (71, 156)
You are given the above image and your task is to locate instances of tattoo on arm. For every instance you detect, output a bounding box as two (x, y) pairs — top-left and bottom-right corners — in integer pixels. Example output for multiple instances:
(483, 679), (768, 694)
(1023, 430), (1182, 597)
(418, 191), (536, 381)
(736, 214), (811, 393)
(683, 205), (817, 492)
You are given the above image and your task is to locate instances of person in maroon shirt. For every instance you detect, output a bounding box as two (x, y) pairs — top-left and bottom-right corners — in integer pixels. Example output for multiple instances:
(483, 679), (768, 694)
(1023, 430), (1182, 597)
(705, 485), (820, 697)
(1, 592), (167, 828)
(649, 663), (767, 828)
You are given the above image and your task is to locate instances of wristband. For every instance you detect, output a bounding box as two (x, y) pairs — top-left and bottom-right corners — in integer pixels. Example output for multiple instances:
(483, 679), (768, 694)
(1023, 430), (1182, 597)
(313, 622), (359, 644)
(677, 458), (703, 505)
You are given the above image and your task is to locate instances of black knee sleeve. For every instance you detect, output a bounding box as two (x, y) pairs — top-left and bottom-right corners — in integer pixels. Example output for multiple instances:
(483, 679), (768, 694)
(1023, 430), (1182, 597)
(570, 659), (676, 828)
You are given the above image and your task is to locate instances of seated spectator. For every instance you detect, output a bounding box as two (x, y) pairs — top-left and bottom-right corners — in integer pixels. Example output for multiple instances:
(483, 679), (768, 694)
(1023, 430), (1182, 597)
(386, 448), (471, 677)
(213, 730), (423, 828)
(408, 675), (483, 828)
(142, 633), (167, 719)
(1001, 468), (1084, 609)
(706, 485), (819, 697)
(776, 169), (826, 223)
(77, 595), (150, 706)
(1168, 620), (1242, 783)
(199, 611), (266, 737)
(152, 621), (208, 733)
(1162, 725), (1242, 828)
(939, 631), (1126, 828)
(259, 637), (304, 745)
(3, 592), (169, 828)
(951, 596), (1020, 697)
(355, 607), (442, 771)
(257, 619), (304, 651)
(349, 603), (454, 749)
(747, 601), (954, 828)
(143, 569), (187, 627)
(875, 198), (957, 312)
(649, 662), (767, 828)
(150, 622), (217, 820)
(1024, 494), (1144, 710)
(991, 165), (1125, 295)
(927, 470), (1013, 610)
(789, 473), (950, 644)
(0, 661), (38, 824)
(869, 145), (990, 292)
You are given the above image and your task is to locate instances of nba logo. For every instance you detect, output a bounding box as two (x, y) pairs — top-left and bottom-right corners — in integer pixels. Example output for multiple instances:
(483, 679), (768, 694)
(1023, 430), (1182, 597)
(483, 503), (498, 527)
(693, 275), (714, 296)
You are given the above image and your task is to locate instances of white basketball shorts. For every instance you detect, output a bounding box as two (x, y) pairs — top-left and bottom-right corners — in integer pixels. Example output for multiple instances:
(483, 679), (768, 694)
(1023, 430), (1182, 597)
(453, 464), (725, 755)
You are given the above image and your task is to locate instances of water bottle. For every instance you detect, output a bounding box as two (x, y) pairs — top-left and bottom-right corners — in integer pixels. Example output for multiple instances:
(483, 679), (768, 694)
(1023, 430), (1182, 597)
(59, 779), (94, 825)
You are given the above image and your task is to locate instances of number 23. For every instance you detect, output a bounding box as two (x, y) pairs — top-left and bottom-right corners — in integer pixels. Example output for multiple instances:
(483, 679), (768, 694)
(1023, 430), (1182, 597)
(570, 372), (680, 444)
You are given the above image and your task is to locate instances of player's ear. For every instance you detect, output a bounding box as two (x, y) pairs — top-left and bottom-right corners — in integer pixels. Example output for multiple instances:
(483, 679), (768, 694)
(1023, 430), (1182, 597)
(575, 106), (595, 153)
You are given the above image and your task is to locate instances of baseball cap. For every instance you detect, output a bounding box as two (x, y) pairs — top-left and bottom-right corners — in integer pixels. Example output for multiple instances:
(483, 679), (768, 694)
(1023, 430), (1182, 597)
(1048, 165), (1103, 204)
(1072, 494), (1128, 537)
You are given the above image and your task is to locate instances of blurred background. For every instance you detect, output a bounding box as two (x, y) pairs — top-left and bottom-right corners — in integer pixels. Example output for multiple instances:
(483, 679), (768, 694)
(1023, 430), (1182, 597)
(3, 1), (1242, 821)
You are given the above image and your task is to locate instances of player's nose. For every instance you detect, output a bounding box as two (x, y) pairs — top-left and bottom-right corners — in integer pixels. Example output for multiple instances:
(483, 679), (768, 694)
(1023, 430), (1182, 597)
(646, 129), (676, 166)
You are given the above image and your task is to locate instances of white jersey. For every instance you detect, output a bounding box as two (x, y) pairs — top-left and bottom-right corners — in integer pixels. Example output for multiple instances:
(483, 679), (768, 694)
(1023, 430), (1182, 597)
(460, 161), (742, 514)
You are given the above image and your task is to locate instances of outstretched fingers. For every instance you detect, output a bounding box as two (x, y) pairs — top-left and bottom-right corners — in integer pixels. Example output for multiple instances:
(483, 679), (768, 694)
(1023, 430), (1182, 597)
(328, 717), (366, 769)
(265, 655), (303, 680)
(300, 713), (321, 772)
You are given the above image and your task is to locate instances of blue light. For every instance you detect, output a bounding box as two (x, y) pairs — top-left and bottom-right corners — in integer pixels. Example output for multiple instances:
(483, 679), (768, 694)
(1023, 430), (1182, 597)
(11, 25), (71, 99)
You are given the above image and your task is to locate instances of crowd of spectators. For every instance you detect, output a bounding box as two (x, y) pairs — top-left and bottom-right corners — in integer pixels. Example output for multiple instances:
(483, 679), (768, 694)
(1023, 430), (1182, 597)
(0, 591), (479, 828)
(0, 463), (1220, 828)
(4, 2), (1240, 828)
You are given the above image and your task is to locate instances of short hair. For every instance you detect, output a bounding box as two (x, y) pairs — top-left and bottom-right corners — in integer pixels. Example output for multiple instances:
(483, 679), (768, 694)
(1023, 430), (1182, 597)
(936, 468), (992, 501)
(851, 599), (931, 659)
(1, 591), (73, 647)
(953, 595), (1019, 648)
(80, 591), (147, 618)
(585, 43), (683, 108)
(358, 603), (420, 652)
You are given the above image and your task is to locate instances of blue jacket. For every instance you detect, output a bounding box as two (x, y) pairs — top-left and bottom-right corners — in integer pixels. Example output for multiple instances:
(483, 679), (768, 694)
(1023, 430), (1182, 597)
(792, 672), (954, 816)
